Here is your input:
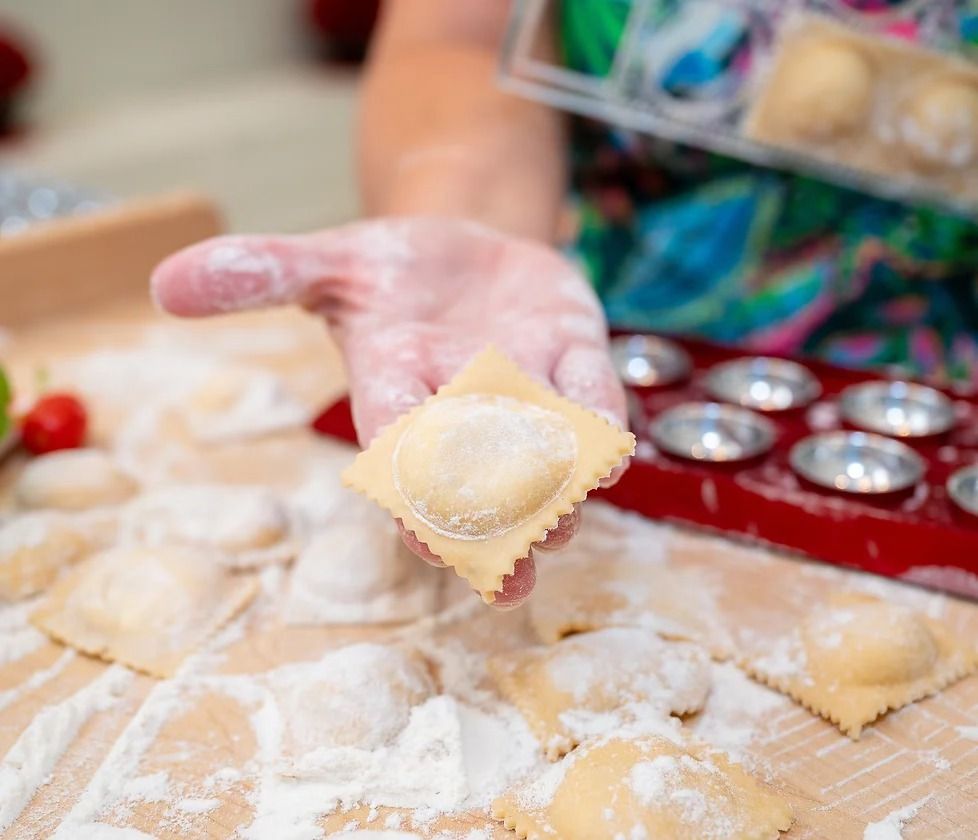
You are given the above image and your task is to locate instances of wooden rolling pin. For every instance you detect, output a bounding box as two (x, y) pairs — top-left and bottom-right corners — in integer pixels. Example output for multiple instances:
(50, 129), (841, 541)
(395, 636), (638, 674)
(0, 191), (222, 327)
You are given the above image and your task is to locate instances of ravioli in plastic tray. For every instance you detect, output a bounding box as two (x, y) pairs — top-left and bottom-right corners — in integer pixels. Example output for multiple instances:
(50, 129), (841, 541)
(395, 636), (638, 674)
(500, 0), (978, 213)
(310, 334), (978, 601)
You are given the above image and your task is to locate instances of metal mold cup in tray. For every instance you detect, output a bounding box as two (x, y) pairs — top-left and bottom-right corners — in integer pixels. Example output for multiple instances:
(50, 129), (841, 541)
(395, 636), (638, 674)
(947, 464), (978, 517)
(839, 380), (955, 438)
(307, 331), (978, 599)
(650, 401), (776, 462)
(704, 357), (821, 412)
(611, 334), (692, 387)
(789, 430), (925, 494)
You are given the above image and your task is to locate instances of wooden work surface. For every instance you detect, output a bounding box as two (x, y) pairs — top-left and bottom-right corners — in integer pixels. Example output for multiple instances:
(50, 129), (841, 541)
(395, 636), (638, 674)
(2, 298), (978, 840)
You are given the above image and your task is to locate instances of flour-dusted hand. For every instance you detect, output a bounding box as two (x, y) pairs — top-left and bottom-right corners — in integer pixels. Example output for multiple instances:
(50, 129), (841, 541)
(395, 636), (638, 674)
(150, 217), (629, 607)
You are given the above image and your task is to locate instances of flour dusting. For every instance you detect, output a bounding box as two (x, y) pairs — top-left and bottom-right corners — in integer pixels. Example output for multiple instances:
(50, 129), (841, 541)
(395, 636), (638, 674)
(863, 795), (932, 839)
(688, 662), (789, 763)
(3, 319), (976, 838)
(0, 665), (133, 832)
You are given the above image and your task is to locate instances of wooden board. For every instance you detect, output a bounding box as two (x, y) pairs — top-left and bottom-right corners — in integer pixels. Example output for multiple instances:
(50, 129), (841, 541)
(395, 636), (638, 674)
(1, 274), (977, 837)
(0, 192), (221, 328)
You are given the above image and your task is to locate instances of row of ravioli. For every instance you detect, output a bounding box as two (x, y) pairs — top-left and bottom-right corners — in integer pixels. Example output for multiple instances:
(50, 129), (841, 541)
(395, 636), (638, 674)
(481, 535), (976, 838)
(224, 508), (978, 839)
(2, 443), (972, 739)
(0, 444), (442, 677)
(2, 443), (976, 837)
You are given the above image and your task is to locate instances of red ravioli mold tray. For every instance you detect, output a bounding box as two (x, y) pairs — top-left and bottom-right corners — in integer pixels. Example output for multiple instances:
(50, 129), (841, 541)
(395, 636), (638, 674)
(310, 335), (978, 600)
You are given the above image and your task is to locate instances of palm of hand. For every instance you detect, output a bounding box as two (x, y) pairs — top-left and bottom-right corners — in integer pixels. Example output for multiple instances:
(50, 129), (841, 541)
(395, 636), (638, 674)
(152, 217), (627, 607)
(320, 219), (623, 442)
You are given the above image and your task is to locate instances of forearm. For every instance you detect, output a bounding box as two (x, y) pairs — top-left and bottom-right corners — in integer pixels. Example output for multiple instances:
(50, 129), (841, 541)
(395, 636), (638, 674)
(358, 2), (566, 243)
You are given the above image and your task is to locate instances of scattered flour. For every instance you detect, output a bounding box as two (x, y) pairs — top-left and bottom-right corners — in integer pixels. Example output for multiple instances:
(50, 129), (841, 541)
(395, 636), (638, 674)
(287, 458), (355, 533)
(209, 634), (543, 838)
(175, 797), (220, 813)
(52, 677), (193, 838)
(0, 665), (134, 831)
(5, 331), (971, 838)
(52, 621), (250, 839)
(457, 702), (539, 808)
(863, 795), (932, 840)
(0, 649), (75, 713)
(749, 635), (805, 680)
(0, 607), (48, 666)
(67, 825), (157, 839)
(688, 662), (788, 762)
(628, 752), (735, 838)
(182, 368), (310, 444)
(63, 346), (219, 406)
(121, 771), (170, 804)
(284, 511), (439, 626)
(509, 756), (570, 812)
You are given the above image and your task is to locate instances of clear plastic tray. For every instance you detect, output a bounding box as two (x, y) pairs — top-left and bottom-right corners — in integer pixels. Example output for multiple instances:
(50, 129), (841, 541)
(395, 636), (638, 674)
(499, 0), (978, 214)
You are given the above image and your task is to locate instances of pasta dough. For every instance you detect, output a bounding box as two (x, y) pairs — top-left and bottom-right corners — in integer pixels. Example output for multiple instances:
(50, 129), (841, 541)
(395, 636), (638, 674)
(900, 76), (978, 170)
(284, 510), (440, 625)
(492, 734), (793, 840)
(118, 484), (295, 567)
(744, 593), (978, 738)
(529, 556), (729, 656)
(272, 642), (435, 776)
(769, 37), (875, 140)
(32, 545), (257, 676)
(182, 367), (310, 443)
(490, 628), (711, 758)
(0, 513), (88, 600)
(15, 448), (138, 511)
(342, 347), (634, 602)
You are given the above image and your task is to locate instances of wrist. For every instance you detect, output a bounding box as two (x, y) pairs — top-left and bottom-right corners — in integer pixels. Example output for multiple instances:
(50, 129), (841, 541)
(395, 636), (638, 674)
(367, 146), (562, 244)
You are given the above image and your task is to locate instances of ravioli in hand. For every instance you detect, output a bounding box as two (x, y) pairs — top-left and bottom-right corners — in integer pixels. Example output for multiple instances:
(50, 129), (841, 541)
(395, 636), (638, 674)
(343, 347), (635, 603)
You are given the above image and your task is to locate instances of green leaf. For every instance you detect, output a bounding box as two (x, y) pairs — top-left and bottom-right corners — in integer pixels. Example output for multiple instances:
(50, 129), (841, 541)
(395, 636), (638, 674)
(0, 366), (11, 442)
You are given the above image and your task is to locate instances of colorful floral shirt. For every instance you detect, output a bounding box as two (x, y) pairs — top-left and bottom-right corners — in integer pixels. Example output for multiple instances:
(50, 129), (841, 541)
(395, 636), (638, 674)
(561, 0), (978, 385)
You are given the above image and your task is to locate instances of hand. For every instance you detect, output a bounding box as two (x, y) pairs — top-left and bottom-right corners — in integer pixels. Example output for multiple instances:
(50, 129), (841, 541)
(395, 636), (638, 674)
(151, 217), (628, 607)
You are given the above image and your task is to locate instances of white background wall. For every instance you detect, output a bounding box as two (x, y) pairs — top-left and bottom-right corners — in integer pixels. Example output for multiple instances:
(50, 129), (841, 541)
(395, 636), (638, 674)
(0, 0), (359, 232)
(0, 0), (310, 120)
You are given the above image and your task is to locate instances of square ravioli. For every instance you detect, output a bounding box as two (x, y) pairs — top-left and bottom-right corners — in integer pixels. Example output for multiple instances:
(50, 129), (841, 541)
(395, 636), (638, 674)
(490, 628), (711, 759)
(15, 448), (139, 511)
(529, 556), (730, 657)
(270, 642), (435, 776)
(342, 346), (635, 602)
(744, 592), (978, 738)
(0, 513), (89, 601)
(118, 484), (296, 568)
(492, 734), (792, 840)
(32, 545), (257, 676)
(284, 521), (441, 625)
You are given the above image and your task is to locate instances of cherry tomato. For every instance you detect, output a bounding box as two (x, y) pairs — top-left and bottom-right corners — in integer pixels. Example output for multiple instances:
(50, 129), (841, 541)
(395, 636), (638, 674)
(20, 393), (88, 454)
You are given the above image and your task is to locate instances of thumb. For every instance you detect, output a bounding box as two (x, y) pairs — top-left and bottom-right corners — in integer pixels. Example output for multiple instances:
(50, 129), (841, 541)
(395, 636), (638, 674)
(552, 343), (631, 488)
(552, 343), (628, 430)
(150, 231), (356, 317)
(343, 332), (433, 445)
